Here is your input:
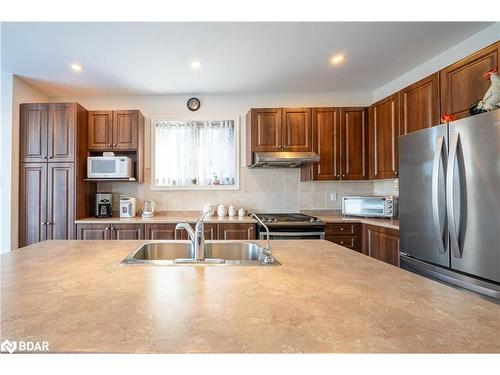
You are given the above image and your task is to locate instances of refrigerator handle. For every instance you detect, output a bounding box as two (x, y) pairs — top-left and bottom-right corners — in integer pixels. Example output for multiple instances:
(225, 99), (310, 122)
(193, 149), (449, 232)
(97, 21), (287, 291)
(446, 133), (461, 258)
(431, 136), (446, 254)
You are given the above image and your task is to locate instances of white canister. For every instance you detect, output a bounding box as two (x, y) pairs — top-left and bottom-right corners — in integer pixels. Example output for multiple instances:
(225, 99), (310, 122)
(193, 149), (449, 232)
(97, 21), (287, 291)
(203, 203), (214, 217)
(238, 208), (247, 217)
(217, 203), (227, 217)
(228, 205), (237, 217)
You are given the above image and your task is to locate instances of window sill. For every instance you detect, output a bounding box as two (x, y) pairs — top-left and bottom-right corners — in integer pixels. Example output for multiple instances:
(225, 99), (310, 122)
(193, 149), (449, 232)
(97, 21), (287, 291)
(150, 184), (240, 191)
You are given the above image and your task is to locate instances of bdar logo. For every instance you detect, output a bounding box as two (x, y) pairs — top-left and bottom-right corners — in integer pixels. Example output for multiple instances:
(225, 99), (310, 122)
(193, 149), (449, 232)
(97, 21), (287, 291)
(1, 339), (17, 353)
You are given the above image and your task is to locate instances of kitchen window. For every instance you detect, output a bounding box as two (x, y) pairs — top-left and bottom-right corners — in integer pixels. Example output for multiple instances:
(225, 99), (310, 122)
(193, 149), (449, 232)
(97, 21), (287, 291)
(151, 119), (238, 190)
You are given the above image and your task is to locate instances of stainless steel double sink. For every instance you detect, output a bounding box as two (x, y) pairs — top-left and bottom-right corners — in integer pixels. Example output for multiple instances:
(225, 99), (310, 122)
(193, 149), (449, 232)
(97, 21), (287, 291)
(121, 241), (280, 266)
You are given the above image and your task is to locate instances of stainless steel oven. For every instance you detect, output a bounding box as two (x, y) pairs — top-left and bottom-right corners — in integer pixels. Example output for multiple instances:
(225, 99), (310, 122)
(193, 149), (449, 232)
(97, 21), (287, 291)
(254, 213), (325, 240)
(341, 196), (398, 218)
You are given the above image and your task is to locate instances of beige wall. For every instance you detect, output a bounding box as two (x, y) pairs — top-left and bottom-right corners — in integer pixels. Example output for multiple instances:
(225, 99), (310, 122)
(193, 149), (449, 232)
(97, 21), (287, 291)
(52, 92), (375, 213)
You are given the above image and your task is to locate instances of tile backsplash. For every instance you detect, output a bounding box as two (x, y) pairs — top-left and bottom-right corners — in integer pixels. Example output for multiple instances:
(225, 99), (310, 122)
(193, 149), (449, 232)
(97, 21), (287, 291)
(98, 167), (375, 213)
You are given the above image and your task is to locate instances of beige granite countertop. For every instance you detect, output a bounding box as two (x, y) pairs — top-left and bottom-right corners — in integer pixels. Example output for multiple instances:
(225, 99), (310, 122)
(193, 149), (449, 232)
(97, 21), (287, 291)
(76, 210), (398, 229)
(2, 240), (498, 353)
(302, 210), (399, 230)
(75, 211), (257, 224)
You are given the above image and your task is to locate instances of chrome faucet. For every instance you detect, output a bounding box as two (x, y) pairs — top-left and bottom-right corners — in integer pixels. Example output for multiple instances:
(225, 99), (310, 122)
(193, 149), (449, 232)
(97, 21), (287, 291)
(176, 211), (212, 262)
(249, 213), (278, 265)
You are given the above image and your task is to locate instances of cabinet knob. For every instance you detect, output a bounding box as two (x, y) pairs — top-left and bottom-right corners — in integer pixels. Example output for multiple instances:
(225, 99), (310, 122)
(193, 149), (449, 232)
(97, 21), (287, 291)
(395, 171), (398, 175)
(340, 227), (344, 231)
(110, 226), (115, 231)
(283, 144), (287, 148)
(340, 241), (344, 245)
(113, 144), (117, 147)
(108, 143), (112, 147)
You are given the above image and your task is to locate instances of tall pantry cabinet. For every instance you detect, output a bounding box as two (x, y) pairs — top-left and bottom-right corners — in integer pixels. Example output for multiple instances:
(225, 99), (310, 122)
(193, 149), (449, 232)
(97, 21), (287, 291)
(19, 103), (95, 247)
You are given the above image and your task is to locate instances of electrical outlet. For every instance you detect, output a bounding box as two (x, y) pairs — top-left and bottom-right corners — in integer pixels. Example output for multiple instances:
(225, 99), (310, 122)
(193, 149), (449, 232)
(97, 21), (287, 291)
(329, 192), (337, 201)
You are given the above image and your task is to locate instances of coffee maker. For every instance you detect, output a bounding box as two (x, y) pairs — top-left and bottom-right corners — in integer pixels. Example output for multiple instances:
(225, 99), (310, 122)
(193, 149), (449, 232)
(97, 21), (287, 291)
(95, 193), (113, 217)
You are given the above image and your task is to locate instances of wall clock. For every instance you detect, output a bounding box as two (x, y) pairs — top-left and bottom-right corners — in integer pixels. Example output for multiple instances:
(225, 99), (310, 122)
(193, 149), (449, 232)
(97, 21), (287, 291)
(187, 97), (201, 111)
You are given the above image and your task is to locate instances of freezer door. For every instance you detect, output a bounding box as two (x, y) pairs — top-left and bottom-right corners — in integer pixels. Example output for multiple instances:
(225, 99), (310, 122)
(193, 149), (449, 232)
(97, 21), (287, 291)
(399, 124), (449, 267)
(448, 110), (500, 283)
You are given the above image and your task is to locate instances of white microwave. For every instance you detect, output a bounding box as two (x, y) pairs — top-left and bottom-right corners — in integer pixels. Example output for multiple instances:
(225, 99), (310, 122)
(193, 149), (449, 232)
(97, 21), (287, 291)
(341, 196), (398, 218)
(87, 156), (133, 179)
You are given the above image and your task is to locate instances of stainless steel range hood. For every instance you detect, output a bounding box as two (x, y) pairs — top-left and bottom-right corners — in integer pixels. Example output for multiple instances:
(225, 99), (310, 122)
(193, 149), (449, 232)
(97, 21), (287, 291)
(248, 152), (320, 168)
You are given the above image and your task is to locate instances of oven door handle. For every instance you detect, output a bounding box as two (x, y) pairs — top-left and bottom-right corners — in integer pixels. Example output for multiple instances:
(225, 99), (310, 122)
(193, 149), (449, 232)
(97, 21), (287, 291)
(261, 232), (326, 238)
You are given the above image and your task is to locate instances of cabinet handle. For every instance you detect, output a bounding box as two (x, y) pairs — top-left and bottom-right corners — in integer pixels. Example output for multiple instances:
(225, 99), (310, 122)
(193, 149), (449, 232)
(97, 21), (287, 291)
(283, 144), (287, 148)
(395, 171), (398, 175)
(108, 143), (112, 147)
(113, 144), (117, 147)
(340, 241), (344, 245)
(110, 226), (115, 231)
(42, 222), (46, 226)
(340, 227), (344, 231)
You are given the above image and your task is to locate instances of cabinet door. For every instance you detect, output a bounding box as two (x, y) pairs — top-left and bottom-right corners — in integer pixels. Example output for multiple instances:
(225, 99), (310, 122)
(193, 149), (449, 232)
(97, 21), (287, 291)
(46, 163), (75, 240)
(218, 223), (256, 240)
(144, 224), (178, 240)
(250, 108), (282, 152)
(76, 224), (111, 240)
(48, 103), (75, 162)
(112, 110), (139, 150)
(19, 163), (47, 247)
(400, 73), (440, 135)
(310, 107), (341, 180)
(20, 103), (48, 163)
(369, 93), (400, 179)
(362, 225), (400, 266)
(340, 107), (368, 180)
(88, 111), (113, 150)
(440, 42), (499, 120)
(281, 108), (312, 151)
(326, 236), (361, 252)
(176, 223), (218, 240)
(111, 224), (144, 240)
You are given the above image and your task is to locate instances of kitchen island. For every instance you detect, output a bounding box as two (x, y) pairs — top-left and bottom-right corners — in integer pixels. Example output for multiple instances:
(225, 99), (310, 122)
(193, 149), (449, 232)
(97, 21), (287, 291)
(1, 240), (499, 353)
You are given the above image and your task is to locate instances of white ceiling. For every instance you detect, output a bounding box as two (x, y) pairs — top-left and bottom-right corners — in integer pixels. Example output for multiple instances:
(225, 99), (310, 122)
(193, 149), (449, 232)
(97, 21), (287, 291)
(1, 22), (493, 97)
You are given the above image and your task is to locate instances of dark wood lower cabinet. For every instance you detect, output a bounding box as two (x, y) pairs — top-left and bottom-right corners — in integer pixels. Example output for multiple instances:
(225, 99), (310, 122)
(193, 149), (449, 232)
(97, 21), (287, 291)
(112, 224), (144, 240)
(76, 224), (111, 240)
(218, 223), (256, 240)
(77, 222), (254, 240)
(325, 223), (362, 252)
(362, 224), (400, 266)
(19, 163), (47, 247)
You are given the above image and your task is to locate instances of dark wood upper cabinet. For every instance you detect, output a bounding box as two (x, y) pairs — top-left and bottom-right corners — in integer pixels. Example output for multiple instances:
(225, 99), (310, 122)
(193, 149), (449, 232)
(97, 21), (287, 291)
(20, 103), (48, 163)
(46, 163), (75, 240)
(400, 73), (440, 135)
(248, 108), (282, 152)
(440, 41), (500, 120)
(19, 163), (47, 247)
(369, 93), (400, 179)
(340, 107), (368, 180)
(112, 110), (139, 150)
(88, 110), (141, 151)
(88, 111), (112, 150)
(302, 107), (341, 181)
(48, 103), (76, 162)
(281, 108), (312, 151)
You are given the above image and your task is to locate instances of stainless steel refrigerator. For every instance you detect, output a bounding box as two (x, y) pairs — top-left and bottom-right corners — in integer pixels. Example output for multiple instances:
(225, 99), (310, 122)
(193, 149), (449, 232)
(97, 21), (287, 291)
(399, 109), (500, 299)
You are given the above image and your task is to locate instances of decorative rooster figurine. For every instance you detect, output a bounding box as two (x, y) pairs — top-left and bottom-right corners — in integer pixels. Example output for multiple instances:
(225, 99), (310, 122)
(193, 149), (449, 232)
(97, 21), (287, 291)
(475, 67), (500, 112)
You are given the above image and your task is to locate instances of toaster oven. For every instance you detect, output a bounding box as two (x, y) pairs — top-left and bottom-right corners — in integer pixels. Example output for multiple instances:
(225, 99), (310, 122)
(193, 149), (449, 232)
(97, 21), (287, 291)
(341, 196), (398, 218)
(87, 156), (133, 179)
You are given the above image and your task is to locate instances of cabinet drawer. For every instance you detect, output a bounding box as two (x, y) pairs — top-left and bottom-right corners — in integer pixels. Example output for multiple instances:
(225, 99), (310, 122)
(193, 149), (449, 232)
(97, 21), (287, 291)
(326, 235), (361, 251)
(325, 223), (361, 236)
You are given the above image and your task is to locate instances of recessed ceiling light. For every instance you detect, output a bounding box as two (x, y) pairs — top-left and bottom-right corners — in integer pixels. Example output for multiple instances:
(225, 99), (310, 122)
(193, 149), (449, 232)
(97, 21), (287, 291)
(70, 63), (83, 73)
(330, 54), (345, 65)
(190, 60), (202, 70)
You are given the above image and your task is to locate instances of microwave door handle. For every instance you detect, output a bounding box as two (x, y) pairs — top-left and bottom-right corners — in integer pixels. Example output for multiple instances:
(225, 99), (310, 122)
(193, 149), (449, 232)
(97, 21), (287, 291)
(446, 133), (461, 258)
(431, 136), (447, 254)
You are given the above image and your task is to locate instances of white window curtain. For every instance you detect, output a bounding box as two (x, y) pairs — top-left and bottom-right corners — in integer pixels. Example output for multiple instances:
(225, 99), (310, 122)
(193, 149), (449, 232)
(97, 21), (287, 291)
(154, 120), (236, 187)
